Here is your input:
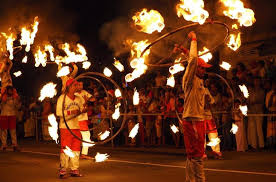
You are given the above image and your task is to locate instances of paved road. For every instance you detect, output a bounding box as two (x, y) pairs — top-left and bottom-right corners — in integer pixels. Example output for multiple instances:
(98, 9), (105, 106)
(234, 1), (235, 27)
(1, 143), (276, 182)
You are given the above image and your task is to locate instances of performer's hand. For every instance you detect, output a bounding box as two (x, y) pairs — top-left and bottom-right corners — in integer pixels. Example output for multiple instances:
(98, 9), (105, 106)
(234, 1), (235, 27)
(188, 31), (196, 40)
(173, 44), (189, 54)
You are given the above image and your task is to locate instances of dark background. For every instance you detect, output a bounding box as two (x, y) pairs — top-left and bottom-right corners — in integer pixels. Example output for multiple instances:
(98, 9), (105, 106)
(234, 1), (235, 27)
(0, 0), (275, 97)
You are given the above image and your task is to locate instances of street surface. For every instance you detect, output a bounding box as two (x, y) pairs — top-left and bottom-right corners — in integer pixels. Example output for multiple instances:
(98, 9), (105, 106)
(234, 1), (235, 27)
(0, 141), (276, 182)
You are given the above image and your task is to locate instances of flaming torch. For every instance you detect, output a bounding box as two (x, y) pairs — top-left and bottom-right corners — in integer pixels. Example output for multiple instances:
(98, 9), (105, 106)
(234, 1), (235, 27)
(20, 16), (39, 52)
(45, 44), (55, 61)
(220, 61), (231, 70)
(13, 71), (22, 77)
(103, 67), (112, 77)
(48, 114), (58, 143)
(82, 61), (91, 70)
(199, 47), (212, 63)
(112, 103), (121, 120)
(1, 33), (15, 60)
(132, 8), (165, 34)
(239, 84), (249, 98)
(34, 47), (47, 67)
(98, 131), (110, 140)
(220, 0), (256, 27)
(22, 56), (28, 63)
(129, 123), (139, 139)
(95, 152), (109, 162)
(239, 105), (248, 116)
(227, 32), (241, 51)
(230, 123), (238, 134)
(167, 75), (175, 88)
(176, 0), (209, 25)
(39, 82), (57, 101)
(57, 66), (70, 77)
(114, 89), (122, 98)
(113, 58), (124, 72)
(133, 88), (139, 105)
(170, 124), (179, 133)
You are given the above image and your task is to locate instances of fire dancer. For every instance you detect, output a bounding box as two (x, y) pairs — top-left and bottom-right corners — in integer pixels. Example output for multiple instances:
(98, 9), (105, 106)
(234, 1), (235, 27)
(56, 78), (85, 178)
(75, 81), (94, 159)
(58, 62), (78, 93)
(176, 31), (211, 182)
(0, 86), (21, 151)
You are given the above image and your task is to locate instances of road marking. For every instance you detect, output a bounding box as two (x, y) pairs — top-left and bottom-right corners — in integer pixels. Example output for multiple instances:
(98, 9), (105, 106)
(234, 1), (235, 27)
(17, 150), (276, 176)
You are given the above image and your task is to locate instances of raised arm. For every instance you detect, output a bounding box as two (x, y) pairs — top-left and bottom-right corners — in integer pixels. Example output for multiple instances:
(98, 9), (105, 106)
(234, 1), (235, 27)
(182, 32), (198, 92)
(70, 63), (78, 78)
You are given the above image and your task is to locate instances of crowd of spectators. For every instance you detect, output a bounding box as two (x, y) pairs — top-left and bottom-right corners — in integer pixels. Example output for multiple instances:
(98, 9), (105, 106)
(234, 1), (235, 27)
(2, 57), (276, 152)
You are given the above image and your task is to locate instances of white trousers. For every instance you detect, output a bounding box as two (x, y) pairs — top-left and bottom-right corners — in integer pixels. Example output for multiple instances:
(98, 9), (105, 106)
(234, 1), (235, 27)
(235, 121), (248, 151)
(60, 151), (80, 171)
(1, 129), (17, 147)
(185, 158), (205, 182)
(81, 131), (91, 155)
(247, 116), (264, 148)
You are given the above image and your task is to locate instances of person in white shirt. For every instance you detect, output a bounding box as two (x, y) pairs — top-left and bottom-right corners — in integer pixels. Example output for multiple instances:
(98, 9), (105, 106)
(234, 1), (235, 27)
(56, 79), (85, 178)
(75, 81), (95, 159)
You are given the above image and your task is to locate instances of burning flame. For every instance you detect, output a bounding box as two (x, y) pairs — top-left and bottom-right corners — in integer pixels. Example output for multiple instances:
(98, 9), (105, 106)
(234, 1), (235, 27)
(20, 16), (39, 52)
(113, 58), (124, 72)
(239, 105), (248, 116)
(22, 56), (28, 63)
(169, 58), (185, 75)
(227, 33), (241, 51)
(98, 131), (110, 140)
(176, 0), (209, 25)
(34, 47), (47, 67)
(170, 124), (179, 133)
(125, 73), (134, 83)
(45, 44), (55, 61)
(115, 89), (122, 98)
(132, 8), (165, 34)
(133, 88), (139, 105)
(13, 71), (22, 77)
(82, 140), (95, 147)
(232, 24), (239, 29)
(239, 84), (249, 98)
(63, 146), (75, 158)
(95, 152), (109, 162)
(207, 137), (221, 147)
(1, 32), (15, 60)
(39, 82), (57, 101)
(230, 123), (238, 134)
(48, 114), (58, 143)
(55, 43), (88, 64)
(220, 0), (256, 27)
(112, 103), (121, 120)
(82, 61), (91, 69)
(57, 66), (70, 77)
(103, 67), (112, 77)
(129, 123), (139, 139)
(220, 61), (231, 70)
(167, 75), (175, 87)
(199, 47), (212, 63)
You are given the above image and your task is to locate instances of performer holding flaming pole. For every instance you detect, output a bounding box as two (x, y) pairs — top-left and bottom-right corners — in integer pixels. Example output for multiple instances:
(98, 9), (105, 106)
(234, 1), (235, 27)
(176, 31), (212, 182)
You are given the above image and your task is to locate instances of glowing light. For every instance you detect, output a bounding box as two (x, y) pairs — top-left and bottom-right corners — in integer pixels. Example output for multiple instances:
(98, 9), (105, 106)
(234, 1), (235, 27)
(103, 67), (112, 77)
(34, 47), (47, 67)
(1, 32), (15, 60)
(98, 131), (110, 140)
(82, 61), (91, 69)
(113, 58), (124, 72)
(133, 88), (139, 105)
(22, 56), (28, 63)
(176, 0), (209, 25)
(167, 75), (175, 87)
(239, 105), (248, 116)
(239, 84), (249, 98)
(39, 82), (57, 101)
(48, 114), (58, 143)
(63, 146), (75, 157)
(95, 152), (109, 162)
(115, 89), (122, 98)
(207, 137), (221, 147)
(13, 71), (22, 77)
(45, 44), (55, 61)
(227, 33), (241, 51)
(129, 123), (139, 139)
(220, 61), (231, 70)
(57, 66), (70, 77)
(112, 103), (121, 120)
(199, 47), (212, 63)
(170, 124), (179, 133)
(230, 123), (238, 134)
(132, 8), (165, 34)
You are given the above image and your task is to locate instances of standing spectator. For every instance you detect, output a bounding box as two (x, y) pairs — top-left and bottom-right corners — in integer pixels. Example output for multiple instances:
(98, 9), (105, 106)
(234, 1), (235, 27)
(265, 80), (276, 149)
(232, 99), (248, 152)
(56, 79), (84, 178)
(247, 77), (265, 150)
(179, 31), (211, 182)
(0, 86), (21, 151)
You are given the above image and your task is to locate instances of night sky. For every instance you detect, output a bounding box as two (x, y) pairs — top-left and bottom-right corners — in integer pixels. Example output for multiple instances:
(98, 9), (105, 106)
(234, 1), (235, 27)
(0, 0), (275, 97)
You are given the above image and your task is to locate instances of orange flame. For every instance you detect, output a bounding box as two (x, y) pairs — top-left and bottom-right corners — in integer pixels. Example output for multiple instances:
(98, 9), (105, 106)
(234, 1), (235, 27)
(167, 75), (175, 87)
(199, 47), (212, 62)
(220, 0), (256, 27)
(113, 58), (124, 72)
(56, 43), (88, 64)
(220, 61), (231, 70)
(132, 8), (165, 34)
(34, 47), (47, 67)
(227, 32), (241, 51)
(22, 56), (28, 63)
(1, 32), (15, 60)
(20, 16), (39, 52)
(44, 44), (55, 61)
(176, 0), (209, 25)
